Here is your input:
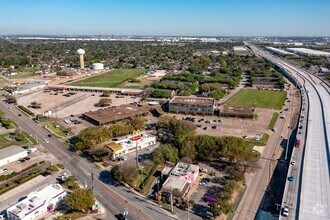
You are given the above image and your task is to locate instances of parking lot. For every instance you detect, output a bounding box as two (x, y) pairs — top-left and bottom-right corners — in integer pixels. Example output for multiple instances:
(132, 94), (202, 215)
(168, 108), (275, 138)
(17, 90), (141, 119)
(2, 146), (57, 173)
(188, 164), (227, 216)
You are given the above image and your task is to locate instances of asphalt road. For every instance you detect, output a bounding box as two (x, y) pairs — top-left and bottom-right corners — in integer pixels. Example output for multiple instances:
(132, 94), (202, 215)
(232, 84), (293, 220)
(248, 44), (330, 220)
(0, 101), (177, 220)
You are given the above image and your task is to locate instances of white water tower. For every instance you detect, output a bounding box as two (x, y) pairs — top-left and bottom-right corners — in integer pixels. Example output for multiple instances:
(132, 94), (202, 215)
(77, 48), (85, 69)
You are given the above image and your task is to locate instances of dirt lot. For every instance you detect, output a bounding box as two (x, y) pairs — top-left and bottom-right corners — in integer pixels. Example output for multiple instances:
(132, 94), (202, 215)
(122, 70), (168, 88)
(17, 90), (141, 118)
(167, 108), (275, 138)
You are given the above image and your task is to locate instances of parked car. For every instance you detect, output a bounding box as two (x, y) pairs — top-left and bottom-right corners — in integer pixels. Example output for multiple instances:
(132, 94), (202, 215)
(0, 168), (8, 175)
(211, 125), (217, 129)
(288, 176), (294, 181)
(282, 206), (289, 216)
(291, 161), (296, 166)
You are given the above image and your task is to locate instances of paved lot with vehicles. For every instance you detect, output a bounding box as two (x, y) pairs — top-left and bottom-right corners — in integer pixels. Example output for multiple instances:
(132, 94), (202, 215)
(188, 164), (226, 217)
(168, 108), (274, 138)
(17, 90), (141, 119)
(2, 146), (57, 173)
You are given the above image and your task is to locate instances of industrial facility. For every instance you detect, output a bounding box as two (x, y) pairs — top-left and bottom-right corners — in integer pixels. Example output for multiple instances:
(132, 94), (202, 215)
(91, 63), (104, 70)
(106, 132), (157, 159)
(6, 184), (67, 220)
(285, 48), (330, 57)
(0, 146), (28, 167)
(233, 46), (248, 53)
(265, 47), (295, 56)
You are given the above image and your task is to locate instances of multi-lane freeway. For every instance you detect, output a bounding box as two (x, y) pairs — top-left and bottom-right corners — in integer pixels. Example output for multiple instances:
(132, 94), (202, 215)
(248, 43), (330, 220)
(0, 101), (177, 220)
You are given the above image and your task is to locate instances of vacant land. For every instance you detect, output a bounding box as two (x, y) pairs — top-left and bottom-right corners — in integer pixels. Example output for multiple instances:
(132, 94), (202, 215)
(68, 68), (145, 88)
(226, 89), (287, 110)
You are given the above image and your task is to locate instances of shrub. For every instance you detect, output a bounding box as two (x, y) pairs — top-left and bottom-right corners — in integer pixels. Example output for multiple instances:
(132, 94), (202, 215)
(18, 105), (35, 116)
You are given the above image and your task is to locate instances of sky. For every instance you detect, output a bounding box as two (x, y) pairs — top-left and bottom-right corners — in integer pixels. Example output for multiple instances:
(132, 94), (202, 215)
(0, 0), (329, 36)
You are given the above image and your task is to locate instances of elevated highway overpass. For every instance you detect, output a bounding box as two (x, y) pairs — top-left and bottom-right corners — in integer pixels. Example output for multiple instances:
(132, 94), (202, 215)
(247, 43), (330, 220)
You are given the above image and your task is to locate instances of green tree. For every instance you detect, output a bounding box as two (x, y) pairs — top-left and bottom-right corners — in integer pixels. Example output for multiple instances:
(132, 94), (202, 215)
(64, 188), (95, 213)
(152, 144), (179, 164)
(209, 89), (225, 99)
(98, 98), (112, 107)
(6, 95), (17, 104)
(110, 165), (124, 182)
(220, 60), (227, 68)
(127, 117), (145, 130)
(30, 101), (41, 108)
(101, 90), (111, 97)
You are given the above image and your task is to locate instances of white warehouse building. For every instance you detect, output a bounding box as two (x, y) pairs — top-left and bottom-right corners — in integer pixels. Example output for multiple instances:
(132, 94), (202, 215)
(286, 48), (330, 57)
(7, 184), (67, 220)
(265, 47), (294, 56)
(0, 146), (28, 167)
(91, 63), (104, 70)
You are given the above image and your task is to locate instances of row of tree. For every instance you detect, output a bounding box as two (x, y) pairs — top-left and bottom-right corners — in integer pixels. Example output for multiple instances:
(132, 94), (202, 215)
(155, 116), (259, 171)
(71, 117), (145, 152)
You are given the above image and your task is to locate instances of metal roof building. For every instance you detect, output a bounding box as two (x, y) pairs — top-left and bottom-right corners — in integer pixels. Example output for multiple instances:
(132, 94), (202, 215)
(0, 146), (28, 167)
(265, 47), (294, 56)
(286, 48), (330, 57)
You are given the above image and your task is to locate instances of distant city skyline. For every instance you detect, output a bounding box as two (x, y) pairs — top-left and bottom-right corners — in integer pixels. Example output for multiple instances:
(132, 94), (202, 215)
(0, 0), (329, 37)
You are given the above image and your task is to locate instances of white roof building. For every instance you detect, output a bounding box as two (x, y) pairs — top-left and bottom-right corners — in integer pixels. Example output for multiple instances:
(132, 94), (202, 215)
(161, 162), (199, 197)
(265, 47), (294, 56)
(91, 63), (104, 70)
(0, 146), (28, 167)
(106, 132), (157, 158)
(7, 184), (67, 220)
(233, 46), (248, 52)
(286, 48), (330, 57)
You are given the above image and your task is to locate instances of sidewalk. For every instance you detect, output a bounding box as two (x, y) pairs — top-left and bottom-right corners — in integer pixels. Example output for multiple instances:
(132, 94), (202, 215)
(217, 85), (244, 105)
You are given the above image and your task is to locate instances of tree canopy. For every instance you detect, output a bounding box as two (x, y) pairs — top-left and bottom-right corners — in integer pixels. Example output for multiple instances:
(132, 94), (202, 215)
(64, 188), (95, 213)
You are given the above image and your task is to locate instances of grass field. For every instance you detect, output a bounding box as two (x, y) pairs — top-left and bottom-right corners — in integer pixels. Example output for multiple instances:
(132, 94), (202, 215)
(45, 123), (73, 137)
(68, 69), (145, 88)
(227, 89), (287, 110)
(244, 133), (270, 148)
(0, 131), (36, 149)
(7, 72), (37, 79)
(268, 112), (279, 130)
